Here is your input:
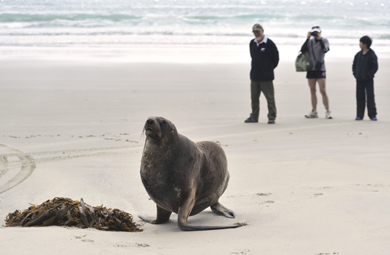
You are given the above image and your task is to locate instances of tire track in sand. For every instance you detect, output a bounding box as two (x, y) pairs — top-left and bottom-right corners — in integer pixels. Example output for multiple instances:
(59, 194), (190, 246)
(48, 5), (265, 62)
(0, 144), (142, 194)
(0, 144), (36, 194)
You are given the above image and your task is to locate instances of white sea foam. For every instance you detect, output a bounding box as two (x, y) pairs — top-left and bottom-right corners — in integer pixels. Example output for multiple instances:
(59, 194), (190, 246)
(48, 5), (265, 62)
(1, 0), (389, 47)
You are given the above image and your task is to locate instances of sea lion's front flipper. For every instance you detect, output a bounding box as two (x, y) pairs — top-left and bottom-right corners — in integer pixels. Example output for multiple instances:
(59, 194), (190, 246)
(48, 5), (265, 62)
(177, 190), (241, 231)
(139, 205), (171, 224)
(210, 202), (236, 218)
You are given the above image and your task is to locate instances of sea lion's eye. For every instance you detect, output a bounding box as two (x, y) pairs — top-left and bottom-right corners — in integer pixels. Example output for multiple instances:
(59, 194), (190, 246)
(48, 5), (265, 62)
(162, 120), (166, 125)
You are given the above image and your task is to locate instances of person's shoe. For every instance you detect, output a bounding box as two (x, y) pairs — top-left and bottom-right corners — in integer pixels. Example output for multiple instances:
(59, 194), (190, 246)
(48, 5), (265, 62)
(355, 117), (363, 121)
(267, 119), (275, 124)
(370, 116), (378, 121)
(305, 110), (318, 118)
(326, 110), (332, 119)
(244, 117), (258, 123)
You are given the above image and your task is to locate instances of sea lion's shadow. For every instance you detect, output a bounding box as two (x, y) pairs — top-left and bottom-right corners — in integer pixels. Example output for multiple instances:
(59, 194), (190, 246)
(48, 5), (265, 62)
(177, 210), (234, 225)
(139, 210), (234, 232)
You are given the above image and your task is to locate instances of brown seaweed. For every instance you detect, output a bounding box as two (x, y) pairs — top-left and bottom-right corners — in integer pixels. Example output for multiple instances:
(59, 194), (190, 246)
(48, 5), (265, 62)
(4, 197), (143, 232)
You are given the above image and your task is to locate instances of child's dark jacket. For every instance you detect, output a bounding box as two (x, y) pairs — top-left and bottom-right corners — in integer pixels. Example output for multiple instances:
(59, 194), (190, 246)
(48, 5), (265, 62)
(352, 49), (378, 81)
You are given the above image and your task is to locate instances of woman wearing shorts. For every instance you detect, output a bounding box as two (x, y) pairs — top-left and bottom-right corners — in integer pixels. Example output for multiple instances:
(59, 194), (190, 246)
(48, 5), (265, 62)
(301, 25), (332, 119)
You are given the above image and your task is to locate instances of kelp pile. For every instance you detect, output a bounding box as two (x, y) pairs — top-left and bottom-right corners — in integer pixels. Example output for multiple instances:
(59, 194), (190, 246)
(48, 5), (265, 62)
(5, 197), (143, 232)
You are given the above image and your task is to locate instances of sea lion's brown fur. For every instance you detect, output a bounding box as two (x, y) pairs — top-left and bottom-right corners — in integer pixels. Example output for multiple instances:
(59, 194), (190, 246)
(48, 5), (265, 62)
(139, 116), (242, 231)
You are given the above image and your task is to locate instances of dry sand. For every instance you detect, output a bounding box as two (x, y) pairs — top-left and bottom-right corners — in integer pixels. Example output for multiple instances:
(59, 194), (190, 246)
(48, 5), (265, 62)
(0, 45), (390, 255)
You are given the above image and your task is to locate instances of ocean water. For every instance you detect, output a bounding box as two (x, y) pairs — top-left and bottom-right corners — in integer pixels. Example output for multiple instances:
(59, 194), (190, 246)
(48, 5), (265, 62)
(1, 0), (389, 48)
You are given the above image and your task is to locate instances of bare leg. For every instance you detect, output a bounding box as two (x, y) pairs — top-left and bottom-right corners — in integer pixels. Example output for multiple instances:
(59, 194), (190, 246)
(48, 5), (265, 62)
(317, 78), (329, 110)
(308, 78), (317, 111)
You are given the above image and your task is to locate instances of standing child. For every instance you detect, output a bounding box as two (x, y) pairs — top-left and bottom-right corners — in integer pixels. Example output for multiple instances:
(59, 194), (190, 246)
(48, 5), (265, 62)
(352, 36), (379, 121)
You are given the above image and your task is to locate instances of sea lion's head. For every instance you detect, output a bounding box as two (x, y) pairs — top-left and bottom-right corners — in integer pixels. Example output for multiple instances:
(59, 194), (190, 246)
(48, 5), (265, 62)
(143, 116), (177, 144)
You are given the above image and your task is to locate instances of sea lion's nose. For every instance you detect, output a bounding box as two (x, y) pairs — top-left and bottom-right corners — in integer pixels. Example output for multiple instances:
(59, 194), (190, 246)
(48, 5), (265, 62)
(147, 118), (155, 124)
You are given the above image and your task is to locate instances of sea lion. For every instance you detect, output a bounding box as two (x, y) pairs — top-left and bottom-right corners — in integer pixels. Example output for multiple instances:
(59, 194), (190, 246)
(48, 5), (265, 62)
(139, 116), (242, 231)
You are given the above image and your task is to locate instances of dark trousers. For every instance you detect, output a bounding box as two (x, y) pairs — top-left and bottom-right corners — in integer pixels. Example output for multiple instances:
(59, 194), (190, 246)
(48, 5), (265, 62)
(250, 80), (277, 121)
(356, 79), (377, 119)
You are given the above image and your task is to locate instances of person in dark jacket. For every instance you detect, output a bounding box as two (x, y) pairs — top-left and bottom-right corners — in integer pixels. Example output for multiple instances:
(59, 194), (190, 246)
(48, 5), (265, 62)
(245, 23), (279, 124)
(352, 35), (379, 121)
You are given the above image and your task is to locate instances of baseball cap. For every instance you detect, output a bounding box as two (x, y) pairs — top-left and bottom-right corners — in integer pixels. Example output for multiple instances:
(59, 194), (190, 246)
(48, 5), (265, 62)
(311, 25), (322, 33)
(252, 23), (263, 32)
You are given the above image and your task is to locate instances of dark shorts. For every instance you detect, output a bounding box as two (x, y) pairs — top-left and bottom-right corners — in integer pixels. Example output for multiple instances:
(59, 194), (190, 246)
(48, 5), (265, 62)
(306, 70), (326, 79)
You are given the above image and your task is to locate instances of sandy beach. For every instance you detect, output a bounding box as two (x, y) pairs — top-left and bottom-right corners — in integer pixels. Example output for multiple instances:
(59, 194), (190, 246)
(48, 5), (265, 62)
(1, 45), (390, 255)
